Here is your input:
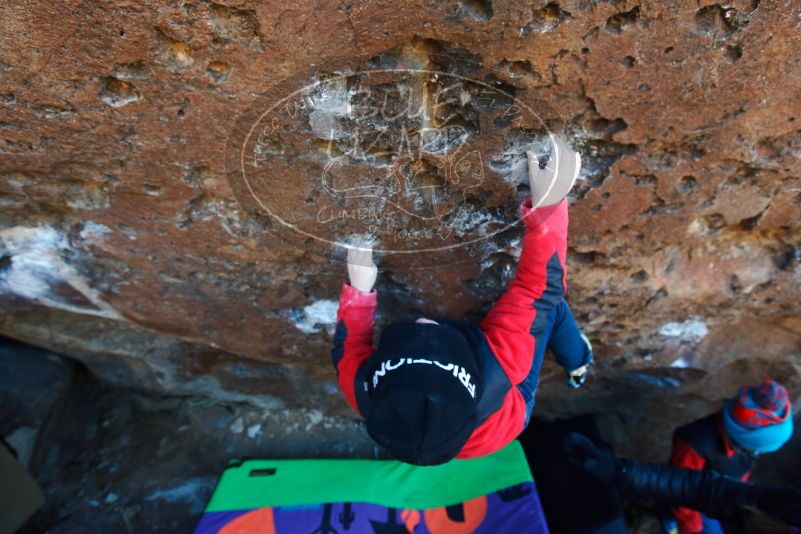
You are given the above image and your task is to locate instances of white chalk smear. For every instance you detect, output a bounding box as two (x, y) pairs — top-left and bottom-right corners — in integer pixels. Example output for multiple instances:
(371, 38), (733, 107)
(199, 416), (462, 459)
(246, 423), (262, 439)
(670, 357), (690, 368)
(0, 225), (121, 319)
(285, 299), (339, 335)
(659, 318), (709, 344)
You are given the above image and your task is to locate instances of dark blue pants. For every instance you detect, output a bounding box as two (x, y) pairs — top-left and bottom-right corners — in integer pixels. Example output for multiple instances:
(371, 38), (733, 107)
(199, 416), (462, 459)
(519, 298), (592, 426)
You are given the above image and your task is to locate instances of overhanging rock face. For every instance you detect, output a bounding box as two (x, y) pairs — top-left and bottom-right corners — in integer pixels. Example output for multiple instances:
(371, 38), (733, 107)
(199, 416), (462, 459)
(1, 1), (800, 458)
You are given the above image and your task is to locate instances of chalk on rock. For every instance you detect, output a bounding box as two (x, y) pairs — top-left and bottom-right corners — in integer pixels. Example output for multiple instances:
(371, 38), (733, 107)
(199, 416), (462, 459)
(229, 417), (244, 434)
(246, 423), (262, 439)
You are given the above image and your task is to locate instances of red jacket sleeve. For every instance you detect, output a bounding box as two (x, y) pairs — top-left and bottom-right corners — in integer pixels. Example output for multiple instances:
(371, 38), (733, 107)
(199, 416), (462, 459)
(455, 388), (528, 459)
(479, 198), (569, 384)
(456, 199), (569, 459)
(670, 437), (707, 533)
(331, 283), (376, 415)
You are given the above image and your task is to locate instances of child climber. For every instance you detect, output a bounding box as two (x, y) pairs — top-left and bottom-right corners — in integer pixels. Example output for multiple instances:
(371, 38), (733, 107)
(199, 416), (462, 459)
(331, 138), (593, 465)
(666, 379), (794, 534)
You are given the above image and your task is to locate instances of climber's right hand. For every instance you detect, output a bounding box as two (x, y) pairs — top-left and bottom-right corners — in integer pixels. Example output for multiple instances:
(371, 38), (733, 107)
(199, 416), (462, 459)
(346, 246), (377, 294)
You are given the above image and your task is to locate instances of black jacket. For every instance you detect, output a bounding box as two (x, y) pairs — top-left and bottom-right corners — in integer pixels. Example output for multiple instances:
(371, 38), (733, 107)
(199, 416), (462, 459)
(615, 458), (801, 528)
(672, 412), (758, 478)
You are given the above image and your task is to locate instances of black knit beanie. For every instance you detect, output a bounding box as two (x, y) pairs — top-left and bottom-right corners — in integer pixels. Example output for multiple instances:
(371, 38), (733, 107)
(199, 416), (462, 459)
(362, 321), (483, 465)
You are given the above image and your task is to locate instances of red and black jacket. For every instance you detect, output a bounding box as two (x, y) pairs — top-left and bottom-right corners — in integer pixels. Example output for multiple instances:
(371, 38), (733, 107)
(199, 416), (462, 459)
(331, 198), (575, 459)
(669, 412), (759, 533)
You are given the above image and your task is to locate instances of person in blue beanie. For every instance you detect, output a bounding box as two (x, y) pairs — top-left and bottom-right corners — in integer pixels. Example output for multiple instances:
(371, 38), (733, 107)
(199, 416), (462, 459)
(665, 379), (795, 534)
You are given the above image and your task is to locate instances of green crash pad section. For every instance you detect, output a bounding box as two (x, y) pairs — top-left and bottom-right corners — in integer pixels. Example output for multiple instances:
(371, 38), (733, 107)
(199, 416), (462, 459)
(206, 441), (532, 512)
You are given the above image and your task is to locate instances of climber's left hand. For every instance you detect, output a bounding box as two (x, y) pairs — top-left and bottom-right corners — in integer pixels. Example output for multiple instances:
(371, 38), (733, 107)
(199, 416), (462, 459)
(346, 246), (377, 294)
(566, 333), (593, 388)
(567, 364), (590, 388)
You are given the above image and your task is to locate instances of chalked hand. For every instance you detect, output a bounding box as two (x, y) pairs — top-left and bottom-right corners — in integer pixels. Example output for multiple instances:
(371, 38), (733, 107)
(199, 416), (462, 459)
(566, 333), (593, 389)
(346, 245), (377, 294)
(526, 137), (581, 207)
(567, 364), (590, 389)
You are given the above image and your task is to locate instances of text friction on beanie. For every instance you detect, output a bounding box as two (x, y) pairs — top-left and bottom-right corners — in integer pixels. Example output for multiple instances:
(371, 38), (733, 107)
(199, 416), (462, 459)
(367, 358), (477, 398)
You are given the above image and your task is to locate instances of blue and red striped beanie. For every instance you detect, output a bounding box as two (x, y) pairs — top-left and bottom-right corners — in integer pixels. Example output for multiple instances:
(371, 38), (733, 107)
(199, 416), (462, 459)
(723, 379), (794, 453)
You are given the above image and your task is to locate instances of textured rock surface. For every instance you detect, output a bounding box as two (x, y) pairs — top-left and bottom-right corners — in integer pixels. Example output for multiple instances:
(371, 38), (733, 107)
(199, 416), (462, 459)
(0, 339), (373, 534)
(1, 0), (801, 459)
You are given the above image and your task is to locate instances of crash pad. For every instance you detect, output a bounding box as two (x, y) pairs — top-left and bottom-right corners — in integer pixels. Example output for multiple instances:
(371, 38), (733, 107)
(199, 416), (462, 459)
(194, 440), (547, 533)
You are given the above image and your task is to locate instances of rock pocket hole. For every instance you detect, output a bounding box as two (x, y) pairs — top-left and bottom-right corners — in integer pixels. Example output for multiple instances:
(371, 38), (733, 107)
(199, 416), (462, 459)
(704, 213), (726, 234)
(739, 213), (762, 231)
(677, 175), (697, 193)
(605, 6), (640, 34)
(209, 3), (265, 50)
(527, 2), (571, 33)
(693, 4), (735, 36)
(154, 28), (195, 70)
(571, 250), (599, 265)
(98, 77), (141, 108)
(630, 270), (648, 283)
(725, 43), (743, 62)
(114, 61), (149, 80)
(206, 61), (231, 84)
(586, 117), (628, 137)
(505, 60), (532, 78)
(461, 0), (493, 21)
